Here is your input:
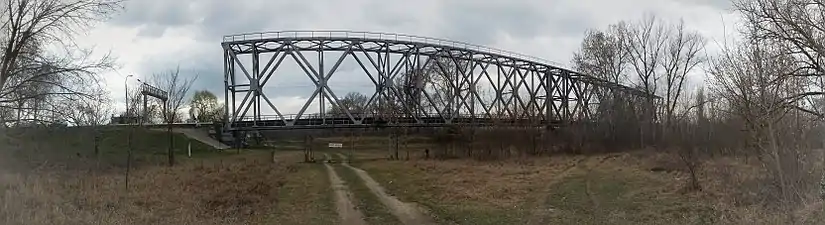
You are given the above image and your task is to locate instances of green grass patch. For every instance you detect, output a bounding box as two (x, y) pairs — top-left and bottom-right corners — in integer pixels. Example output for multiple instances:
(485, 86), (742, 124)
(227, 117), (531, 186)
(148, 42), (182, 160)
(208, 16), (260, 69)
(355, 159), (527, 225)
(542, 171), (717, 225)
(267, 163), (338, 225)
(328, 151), (725, 225)
(1, 126), (228, 171)
(333, 163), (401, 225)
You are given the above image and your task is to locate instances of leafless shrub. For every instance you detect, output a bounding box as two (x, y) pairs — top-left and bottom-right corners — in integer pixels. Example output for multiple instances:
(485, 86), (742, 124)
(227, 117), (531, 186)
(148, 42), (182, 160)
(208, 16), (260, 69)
(148, 66), (197, 124)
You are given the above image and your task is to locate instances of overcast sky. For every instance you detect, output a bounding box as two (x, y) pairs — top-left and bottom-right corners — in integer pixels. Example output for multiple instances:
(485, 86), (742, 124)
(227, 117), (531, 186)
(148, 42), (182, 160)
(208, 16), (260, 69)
(81, 0), (741, 116)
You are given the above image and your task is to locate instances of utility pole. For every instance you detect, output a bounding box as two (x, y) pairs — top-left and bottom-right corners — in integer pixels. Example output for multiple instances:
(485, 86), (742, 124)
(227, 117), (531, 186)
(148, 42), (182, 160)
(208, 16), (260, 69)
(123, 75), (141, 191)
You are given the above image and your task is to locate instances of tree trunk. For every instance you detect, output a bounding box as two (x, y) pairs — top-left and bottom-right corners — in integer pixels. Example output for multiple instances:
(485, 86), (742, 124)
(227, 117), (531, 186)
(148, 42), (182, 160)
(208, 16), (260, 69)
(168, 123), (174, 166)
(768, 123), (795, 224)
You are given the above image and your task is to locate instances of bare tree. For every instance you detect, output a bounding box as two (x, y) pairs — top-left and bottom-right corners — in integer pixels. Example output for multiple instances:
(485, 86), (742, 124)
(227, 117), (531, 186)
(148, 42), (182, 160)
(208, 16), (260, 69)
(419, 57), (471, 117)
(709, 33), (806, 222)
(61, 88), (112, 126)
(59, 87), (112, 157)
(623, 14), (669, 145)
(149, 66), (197, 124)
(734, 0), (825, 77)
(0, 0), (122, 126)
(573, 22), (630, 84)
(573, 15), (700, 149)
(572, 22), (642, 149)
(660, 19), (706, 127)
(327, 91), (368, 116)
(733, 0), (825, 126)
(625, 14), (668, 100)
(118, 87), (161, 124)
(683, 86), (708, 190)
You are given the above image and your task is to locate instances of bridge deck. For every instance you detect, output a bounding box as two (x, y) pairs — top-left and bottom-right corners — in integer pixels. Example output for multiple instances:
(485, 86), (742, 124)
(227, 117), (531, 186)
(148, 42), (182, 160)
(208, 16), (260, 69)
(228, 116), (561, 130)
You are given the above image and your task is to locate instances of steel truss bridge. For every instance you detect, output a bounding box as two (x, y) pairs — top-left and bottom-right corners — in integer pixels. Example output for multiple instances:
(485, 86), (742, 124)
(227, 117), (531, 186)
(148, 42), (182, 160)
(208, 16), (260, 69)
(222, 31), (656, 131)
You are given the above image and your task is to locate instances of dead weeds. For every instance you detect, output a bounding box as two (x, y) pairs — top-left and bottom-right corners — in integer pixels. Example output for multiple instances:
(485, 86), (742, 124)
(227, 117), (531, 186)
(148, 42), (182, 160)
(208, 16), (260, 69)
(0, 151), (305, 225)
(350, 149), (825, 224)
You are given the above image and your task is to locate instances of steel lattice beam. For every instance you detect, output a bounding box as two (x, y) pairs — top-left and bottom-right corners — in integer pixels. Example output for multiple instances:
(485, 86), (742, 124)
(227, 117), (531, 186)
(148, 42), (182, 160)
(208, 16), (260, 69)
(221, 31), (658, 130)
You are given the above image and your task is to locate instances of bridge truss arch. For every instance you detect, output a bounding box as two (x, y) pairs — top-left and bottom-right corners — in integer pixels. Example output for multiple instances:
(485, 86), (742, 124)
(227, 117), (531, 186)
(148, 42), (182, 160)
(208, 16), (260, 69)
(222, 30), (656, 130)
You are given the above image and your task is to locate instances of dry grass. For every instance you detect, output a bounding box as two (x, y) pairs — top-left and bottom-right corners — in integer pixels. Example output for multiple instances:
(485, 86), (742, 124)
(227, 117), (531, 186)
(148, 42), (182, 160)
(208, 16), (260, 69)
(332, 160), (401, 225)
(697, 155), (825, 225)
(346, 150), (587, 224)
(0, 150), (333, 225)
(265, 153), (338, 225)
(346, 149), (825, 225)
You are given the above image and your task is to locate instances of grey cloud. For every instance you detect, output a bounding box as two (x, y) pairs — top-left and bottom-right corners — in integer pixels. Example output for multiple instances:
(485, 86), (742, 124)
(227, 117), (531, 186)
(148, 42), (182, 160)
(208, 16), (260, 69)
(677, 0), (733, 9)
(135, 25), (166, 37)
(437, 1), (540, 45)
(112, 0), (199, 37)
(194, 0), (312, 40)
(109, 0), (593, 47)
(133, 45), (223, 98)
(108, 0), (728, 111)
(356, 0), (441, 34)
(112, 0), (309, 39)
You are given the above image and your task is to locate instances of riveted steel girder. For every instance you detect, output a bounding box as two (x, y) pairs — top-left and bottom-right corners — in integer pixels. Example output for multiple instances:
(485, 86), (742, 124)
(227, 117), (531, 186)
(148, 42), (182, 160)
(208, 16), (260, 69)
(221, 31), (657, 130)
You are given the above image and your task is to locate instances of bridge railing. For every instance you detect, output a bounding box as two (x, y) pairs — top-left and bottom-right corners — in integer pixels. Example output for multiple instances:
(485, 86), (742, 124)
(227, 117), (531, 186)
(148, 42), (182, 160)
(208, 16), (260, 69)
(234, 112), (552, 123)
(222, 30), (566, 69)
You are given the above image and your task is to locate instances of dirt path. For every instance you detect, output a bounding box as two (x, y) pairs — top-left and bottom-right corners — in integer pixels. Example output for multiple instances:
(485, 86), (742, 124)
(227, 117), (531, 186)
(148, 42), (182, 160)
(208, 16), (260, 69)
(322, 153), (368, 225)
(336, 153), (438, 225)
(524, 157), (590, 225)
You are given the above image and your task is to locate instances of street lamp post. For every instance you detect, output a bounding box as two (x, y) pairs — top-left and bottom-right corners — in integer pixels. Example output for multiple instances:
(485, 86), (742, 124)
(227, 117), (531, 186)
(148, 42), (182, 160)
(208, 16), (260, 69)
(125, 75), (133, 124)
(124, 74), (133, 191)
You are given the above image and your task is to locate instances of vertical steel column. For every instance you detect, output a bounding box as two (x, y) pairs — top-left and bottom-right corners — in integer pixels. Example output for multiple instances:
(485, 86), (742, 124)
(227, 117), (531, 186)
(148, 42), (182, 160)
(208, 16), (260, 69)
(545, 70), (551, 124)
(252, 47), (260, 127)
(496, 65), (502, 115)
(563, 71), (570, 122)
(449, 57), (455, 120)
(376, 50), (382, 119)
(453, 58), (459, 120)
(413, 48), (423, 118)
(470, 63), (476, 121)
(229, 49), (237, 127)
(223, 48), (230, 129)
(319, 45), (325, 124)
(384, 44), (390, 121)
(530, 69), (537, 119)
(377, 49), (386, 120)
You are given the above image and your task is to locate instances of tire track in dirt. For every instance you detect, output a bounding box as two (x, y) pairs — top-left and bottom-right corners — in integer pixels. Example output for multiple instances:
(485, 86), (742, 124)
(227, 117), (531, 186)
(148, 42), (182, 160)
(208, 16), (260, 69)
(336, 153), (438, 225)
(524, 157), (589, 225)
(322, 153), (368, 225)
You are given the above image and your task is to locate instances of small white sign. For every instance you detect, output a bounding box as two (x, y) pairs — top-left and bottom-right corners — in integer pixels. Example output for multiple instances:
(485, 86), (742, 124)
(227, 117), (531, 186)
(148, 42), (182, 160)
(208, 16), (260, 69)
(328, 143), (343, 148)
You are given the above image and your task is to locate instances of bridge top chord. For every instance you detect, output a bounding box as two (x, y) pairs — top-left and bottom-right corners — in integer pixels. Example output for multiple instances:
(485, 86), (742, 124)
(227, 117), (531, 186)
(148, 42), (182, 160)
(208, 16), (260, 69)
(221, 30), (566, 69)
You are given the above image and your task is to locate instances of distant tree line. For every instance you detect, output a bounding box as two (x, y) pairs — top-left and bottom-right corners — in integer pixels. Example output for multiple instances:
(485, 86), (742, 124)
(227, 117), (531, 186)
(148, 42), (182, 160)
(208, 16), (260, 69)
(0, 0), (206, 128)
